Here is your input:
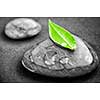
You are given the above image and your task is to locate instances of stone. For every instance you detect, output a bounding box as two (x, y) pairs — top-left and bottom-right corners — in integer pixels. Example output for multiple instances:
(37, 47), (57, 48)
(5, 18), (42, 39)
(22, 35), (99, 77)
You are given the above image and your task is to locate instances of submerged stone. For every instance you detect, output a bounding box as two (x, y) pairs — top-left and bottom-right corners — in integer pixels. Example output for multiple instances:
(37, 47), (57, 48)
(22, 35), (99, 77)
(5, 18), (41, 39)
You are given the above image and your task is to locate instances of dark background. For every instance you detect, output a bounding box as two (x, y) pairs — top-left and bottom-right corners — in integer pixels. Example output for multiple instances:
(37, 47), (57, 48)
(0, 17), (99, 83)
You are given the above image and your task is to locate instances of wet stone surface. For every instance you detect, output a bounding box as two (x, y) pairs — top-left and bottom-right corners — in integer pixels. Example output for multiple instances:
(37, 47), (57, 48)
(22, 35), (98, 77)
(0, 17), (99, 82)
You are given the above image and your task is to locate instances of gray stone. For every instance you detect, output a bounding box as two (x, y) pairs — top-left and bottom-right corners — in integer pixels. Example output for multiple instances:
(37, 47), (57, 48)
(5, 18), (41, 39)
(22, 35), (99, 77)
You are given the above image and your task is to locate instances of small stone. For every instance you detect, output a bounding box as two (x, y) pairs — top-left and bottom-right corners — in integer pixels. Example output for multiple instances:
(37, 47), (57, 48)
(5, 18), (42, 39)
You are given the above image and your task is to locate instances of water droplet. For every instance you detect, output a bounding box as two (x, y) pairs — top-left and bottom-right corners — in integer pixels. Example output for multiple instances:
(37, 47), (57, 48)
(52, 55), (56, 62)
(85, 56), (92, 63)
(44, 60), (52, 65)
(61, 43), (67, 47)
(60, 57), (69, 64)
(30, 55), (34, 62)
(68, 61), (73, 66)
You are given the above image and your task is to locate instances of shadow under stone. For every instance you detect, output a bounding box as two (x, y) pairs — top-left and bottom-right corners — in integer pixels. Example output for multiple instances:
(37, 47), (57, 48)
(1, 29), (40, 44)
(16, 59), (99, 83)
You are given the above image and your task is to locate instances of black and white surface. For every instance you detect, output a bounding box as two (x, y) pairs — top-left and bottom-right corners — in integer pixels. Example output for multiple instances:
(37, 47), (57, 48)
(0, 17), (99, 83)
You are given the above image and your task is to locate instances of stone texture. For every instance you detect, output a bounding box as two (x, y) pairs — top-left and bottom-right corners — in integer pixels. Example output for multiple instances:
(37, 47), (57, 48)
(5, 18), (41, 39)
(22, 35), (99, 77)
(0, 17), (99, 82)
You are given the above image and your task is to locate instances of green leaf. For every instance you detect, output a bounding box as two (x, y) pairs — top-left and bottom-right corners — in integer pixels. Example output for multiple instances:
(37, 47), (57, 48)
(48, 19), (77, 50)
